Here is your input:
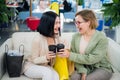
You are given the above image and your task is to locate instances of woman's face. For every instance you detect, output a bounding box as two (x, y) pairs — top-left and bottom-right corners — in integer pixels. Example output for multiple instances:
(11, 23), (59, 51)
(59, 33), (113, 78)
(54, 16), (61, 34)
(75, 15), (90, 35)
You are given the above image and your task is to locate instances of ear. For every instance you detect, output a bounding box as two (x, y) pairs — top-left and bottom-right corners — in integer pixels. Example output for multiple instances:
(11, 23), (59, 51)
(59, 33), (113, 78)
(87, 21), (91, 26)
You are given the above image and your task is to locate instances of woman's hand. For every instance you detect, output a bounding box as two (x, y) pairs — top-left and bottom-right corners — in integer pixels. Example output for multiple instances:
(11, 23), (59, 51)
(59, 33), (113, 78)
(81, 73), (86, 80)
(46, 51), (56, 61)
(57, 49), (70, 58)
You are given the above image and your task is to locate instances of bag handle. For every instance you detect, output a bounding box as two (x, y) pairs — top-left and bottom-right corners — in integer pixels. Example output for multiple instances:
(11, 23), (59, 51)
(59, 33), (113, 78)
(5, 44), (9, 53)
(19, 44), (24, 55)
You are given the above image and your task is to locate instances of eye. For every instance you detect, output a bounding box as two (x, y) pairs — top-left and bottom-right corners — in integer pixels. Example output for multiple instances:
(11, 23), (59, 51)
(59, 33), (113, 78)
(55, 21), (61, 24)
(74, 21), (85, 25)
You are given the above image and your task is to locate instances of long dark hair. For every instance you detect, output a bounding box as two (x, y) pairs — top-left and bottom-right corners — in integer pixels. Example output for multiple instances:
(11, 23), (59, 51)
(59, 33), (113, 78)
(37, 11), (60, 37)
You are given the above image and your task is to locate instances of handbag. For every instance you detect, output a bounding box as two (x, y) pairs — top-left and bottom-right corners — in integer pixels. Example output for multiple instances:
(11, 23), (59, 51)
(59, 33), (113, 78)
(5, 44), (24, 77)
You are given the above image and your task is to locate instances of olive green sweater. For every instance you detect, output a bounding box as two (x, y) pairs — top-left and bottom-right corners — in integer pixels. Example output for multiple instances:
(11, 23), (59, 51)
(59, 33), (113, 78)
(69, 31), (112, 74)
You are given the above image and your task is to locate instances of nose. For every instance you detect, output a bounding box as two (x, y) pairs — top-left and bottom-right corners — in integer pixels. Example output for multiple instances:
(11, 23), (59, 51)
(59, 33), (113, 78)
(76, 25), (80, 28)
(57, 22), (61, 28)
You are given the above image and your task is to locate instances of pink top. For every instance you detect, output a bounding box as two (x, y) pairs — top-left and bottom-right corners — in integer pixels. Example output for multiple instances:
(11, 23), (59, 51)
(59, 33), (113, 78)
(79, 36), (89, 54)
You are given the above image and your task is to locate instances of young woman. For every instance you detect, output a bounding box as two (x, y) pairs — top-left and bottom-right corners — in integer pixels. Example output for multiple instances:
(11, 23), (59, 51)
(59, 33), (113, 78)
(23, 11), (66, 80)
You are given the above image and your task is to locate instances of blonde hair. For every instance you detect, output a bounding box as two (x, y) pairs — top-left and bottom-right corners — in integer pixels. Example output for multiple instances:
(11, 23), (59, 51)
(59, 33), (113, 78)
(75, 9), (98, 29)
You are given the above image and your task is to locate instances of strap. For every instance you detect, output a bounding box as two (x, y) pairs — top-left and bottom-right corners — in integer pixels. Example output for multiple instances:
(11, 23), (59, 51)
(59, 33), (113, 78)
(19, 44), (24, 55)
(5, 44), (9, 53)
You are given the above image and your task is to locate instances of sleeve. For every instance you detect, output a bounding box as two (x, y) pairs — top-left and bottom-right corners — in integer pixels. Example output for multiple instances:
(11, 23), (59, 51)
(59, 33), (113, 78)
(69, 36), (108, 65)
(28, 35), (48, 64)
(70, 34), (76, 52)
(76, 65), (87, 74)
(69, 34), (88, 74)
(63, 39), (70, 49)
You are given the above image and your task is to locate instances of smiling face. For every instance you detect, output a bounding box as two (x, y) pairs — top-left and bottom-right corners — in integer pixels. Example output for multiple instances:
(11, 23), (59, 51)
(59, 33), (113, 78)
(75, 15), (91, 35)
(75, 10), (98, 35)
(54, 16), (61, 34)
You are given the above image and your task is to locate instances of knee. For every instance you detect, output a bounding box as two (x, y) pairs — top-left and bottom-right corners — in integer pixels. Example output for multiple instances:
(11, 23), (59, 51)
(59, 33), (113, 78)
(86, 76), (94, 80)
(70, 72), (81, 80)
(42, 68), (59, 80)
(70, 76), (80, 80)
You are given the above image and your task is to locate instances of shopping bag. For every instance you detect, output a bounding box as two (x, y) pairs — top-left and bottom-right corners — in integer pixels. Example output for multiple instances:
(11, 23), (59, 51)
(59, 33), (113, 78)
(67, 58), (74, 76)
(5, 44), (24, 77)
(54, 56), (69, 80)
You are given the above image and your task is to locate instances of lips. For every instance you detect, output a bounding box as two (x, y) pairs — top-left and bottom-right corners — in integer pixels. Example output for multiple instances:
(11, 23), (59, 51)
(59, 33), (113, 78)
(54, 28), (59, 34)
(79, 27), (82, 31)
(54, 28), (58, 31)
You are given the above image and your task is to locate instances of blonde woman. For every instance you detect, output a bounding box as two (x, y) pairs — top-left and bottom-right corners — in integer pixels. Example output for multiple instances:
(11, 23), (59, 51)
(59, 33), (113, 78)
(59, 9), (113, 80)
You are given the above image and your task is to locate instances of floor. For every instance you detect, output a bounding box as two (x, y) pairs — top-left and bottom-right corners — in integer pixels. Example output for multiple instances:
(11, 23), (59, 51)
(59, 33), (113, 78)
(0, 20), (116, 46)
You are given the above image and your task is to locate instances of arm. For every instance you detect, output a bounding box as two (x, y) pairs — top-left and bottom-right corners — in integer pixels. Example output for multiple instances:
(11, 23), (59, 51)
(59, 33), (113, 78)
(70, 34), (87, 74)
(69, 36), (108, 65)
(58, 33), (88, 74)
(28, 35), (48, 64)
(81, 73), (86, 80)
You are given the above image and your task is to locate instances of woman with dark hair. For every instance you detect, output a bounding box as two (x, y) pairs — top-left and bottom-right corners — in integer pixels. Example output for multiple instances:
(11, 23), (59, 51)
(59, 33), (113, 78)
(23, 11), (65, 80)
(37, 11), (60, 37)
(24, 11), (60, 80)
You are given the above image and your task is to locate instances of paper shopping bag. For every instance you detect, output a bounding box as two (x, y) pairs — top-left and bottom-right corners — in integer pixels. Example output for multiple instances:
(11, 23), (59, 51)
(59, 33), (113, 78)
(5, 44), (24, 77)
(67, 58), (74, 76)
(54, 56), (69, 80)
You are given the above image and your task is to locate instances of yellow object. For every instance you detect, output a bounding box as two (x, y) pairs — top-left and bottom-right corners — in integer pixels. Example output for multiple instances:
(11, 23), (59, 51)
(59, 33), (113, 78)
(54, 56), (69, 80)
(49, 2), (59, 15)
(67, 58), (74, 76)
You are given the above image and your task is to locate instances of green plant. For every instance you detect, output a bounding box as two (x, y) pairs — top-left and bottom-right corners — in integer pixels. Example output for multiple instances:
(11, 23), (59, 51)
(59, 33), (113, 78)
(0, 0), (13, 25)
(77, 0), (83, 5)
(101, 0), (120, 28)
